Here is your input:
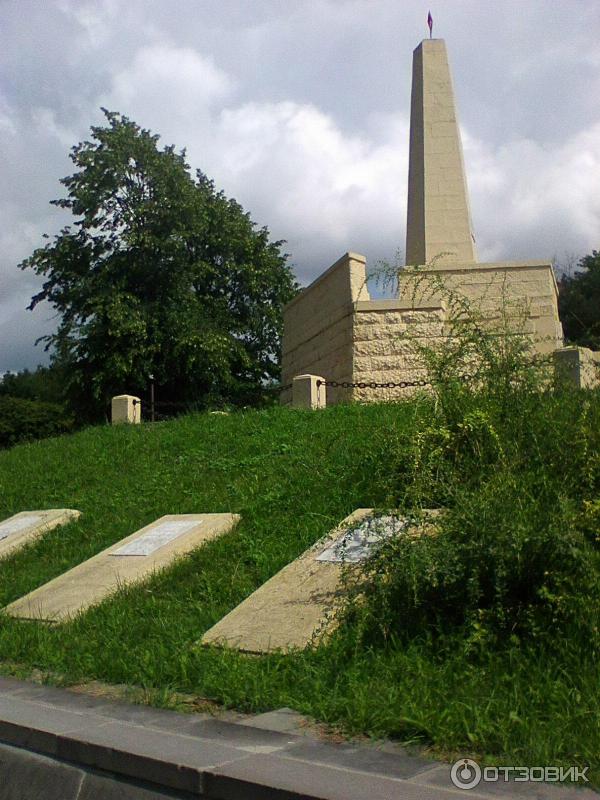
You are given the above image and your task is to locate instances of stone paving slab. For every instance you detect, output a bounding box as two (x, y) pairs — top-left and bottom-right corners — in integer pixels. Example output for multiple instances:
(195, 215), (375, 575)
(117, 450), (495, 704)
(281, 739), (433, 781)
(0, 694), (238, 795)
(4, 513), (239, 622)
(0, 509), (81, 561)
(0, 678), (596, 799)
(238, 707), (316, 736)
(204, 753), (445, 800)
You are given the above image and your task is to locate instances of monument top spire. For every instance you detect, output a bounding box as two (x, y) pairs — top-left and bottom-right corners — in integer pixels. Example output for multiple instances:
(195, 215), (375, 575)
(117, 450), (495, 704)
(405, 38), (477, 266)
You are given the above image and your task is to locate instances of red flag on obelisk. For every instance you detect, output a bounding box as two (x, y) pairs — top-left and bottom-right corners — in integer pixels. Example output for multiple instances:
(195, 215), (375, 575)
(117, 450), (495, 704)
(427, 11), (433, 38)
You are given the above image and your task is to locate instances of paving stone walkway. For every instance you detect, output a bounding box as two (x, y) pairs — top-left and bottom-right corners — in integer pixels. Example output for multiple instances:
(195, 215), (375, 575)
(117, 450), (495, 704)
(0, 676), (596, 799)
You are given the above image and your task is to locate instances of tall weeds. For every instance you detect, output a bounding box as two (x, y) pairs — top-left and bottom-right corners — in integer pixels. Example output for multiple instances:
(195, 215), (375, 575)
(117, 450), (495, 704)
(350, 263), (600, 653)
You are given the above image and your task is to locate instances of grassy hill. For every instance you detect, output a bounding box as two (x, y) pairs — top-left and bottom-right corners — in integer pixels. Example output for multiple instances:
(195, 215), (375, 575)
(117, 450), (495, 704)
(0, 397), (598, 782)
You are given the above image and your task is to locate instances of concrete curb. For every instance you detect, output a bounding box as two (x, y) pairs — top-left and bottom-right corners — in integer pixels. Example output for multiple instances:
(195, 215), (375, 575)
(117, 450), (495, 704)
(0, 677), (596, 800)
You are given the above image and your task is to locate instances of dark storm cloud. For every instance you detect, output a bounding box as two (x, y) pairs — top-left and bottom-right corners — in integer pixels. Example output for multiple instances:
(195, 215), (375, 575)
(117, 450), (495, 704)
(1, 0), (599, 371)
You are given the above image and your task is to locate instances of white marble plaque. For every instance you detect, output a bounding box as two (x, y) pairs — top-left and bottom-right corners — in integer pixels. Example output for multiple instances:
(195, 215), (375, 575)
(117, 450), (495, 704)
(111, 519), (202, 557)
(0, 514), (43, 541)
(315, 515), (407, 563)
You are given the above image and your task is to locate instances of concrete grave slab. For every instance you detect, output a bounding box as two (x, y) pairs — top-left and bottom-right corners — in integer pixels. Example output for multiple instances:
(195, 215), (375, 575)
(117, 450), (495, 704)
(4, 513), (239, 623)
(0, 509), (81, 561)
(201, 509), (437, 654)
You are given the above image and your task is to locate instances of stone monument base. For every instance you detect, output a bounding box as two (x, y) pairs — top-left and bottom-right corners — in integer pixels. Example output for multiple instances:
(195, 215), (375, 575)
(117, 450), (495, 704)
(281, 252), (567, 406)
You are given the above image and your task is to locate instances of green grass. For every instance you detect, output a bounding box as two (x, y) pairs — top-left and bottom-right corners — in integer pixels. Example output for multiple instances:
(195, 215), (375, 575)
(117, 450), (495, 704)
(0, 400), (598, 783)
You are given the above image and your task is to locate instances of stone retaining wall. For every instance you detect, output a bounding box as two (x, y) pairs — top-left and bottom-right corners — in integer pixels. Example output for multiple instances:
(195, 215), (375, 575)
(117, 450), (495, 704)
(281, 252), (368, 405)
(350, 301), (445, 403)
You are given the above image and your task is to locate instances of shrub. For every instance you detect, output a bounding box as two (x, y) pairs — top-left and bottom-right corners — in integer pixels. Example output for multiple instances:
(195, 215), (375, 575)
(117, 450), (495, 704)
(0, 396), (75, 449)
(347, 264), (600, 652)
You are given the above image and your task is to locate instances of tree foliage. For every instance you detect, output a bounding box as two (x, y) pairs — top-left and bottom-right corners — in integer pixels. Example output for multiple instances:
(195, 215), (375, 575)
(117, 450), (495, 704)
(558, 250), (600, 349)
(21, 110), (297, 419)
(0, 396), (74, 449)
(0, 365), (66, 405)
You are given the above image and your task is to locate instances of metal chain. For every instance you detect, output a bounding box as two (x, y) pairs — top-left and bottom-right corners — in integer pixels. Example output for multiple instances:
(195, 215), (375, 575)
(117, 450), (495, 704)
(132, 378), (481, 399)
(316, 379), (430, 389)
(316, 375), (474, 389)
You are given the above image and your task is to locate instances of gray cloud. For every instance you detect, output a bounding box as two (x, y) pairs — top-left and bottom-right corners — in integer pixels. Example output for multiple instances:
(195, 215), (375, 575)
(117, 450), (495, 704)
(1, 0), (599, 371)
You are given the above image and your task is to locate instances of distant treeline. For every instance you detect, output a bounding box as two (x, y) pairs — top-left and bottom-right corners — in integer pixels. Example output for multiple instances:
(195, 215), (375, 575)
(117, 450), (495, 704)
(0, 366), (74, 449)
(557, 250), (600, 351)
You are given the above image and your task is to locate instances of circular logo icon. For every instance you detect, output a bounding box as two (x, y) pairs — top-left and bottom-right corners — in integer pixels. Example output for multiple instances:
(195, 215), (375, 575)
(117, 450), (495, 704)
(450, 758), (482, 790)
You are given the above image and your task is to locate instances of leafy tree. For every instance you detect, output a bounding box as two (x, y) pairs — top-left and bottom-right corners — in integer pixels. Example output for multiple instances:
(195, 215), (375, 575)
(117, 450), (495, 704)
(21, 110), (297, 419)
(558, 250), (600, 349)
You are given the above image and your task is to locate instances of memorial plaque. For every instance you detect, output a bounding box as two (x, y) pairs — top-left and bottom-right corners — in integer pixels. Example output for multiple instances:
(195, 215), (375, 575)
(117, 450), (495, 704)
(0, 515), (43, 541)
(111, 519), (202, 556)
(315, 515), (407, 563)
(5, 513), (240, 623)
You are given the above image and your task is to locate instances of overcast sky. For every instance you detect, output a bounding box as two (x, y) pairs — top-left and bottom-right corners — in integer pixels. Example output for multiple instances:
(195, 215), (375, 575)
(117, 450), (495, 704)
(1, 0), (599, 372)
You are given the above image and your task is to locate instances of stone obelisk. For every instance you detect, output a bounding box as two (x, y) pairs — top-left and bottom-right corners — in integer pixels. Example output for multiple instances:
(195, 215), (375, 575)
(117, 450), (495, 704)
(405, 39), (477, 266)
